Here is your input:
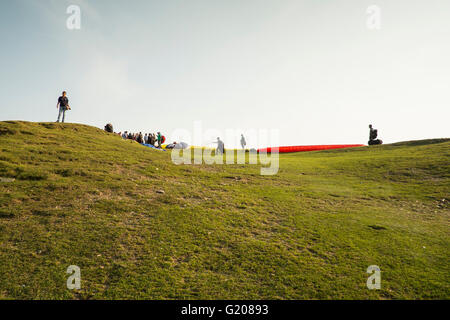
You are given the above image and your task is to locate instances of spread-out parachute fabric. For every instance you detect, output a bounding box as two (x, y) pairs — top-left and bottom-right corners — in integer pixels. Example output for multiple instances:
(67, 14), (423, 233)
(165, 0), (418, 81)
(142, 143), (166, 151)
(258, 144), (364, 154)
(174, 142), (189, 149)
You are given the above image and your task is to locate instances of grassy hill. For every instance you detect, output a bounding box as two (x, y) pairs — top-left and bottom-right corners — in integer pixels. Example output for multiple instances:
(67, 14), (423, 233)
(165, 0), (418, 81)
(0, 121), (448, 299)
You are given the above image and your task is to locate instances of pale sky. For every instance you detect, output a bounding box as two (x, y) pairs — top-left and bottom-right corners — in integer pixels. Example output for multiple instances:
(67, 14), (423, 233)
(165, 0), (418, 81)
(0, 0), (449, 148)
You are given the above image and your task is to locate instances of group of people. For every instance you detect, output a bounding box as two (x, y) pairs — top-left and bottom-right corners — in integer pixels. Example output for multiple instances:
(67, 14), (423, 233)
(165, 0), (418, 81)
(56, 92), (383, 149)
(119, 131), (165, 148)
(212, 134), (246, 155)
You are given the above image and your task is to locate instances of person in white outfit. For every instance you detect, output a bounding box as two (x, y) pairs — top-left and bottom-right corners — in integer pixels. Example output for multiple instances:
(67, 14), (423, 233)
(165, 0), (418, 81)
(214, 137), (225, 155)
(240, 134), (246, 150)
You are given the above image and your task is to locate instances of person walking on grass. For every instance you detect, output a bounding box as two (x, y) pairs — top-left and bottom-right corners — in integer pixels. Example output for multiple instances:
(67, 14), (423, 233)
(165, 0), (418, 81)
(56, 91), (71, 123)
(214, 137), (225, 155)
(240, 134), (247, 150)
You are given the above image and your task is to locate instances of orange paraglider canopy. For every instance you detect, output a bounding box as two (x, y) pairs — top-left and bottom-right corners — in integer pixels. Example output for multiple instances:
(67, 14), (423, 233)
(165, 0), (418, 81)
(258, 144), (364, 154)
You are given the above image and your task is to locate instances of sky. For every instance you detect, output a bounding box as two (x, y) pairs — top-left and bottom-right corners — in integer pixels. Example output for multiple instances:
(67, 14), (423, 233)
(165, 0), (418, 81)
(0, 0), (449, 148)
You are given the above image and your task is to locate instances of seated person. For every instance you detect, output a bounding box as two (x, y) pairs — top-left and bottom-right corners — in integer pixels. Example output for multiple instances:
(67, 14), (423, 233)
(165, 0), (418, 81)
(104, 123), (114, 133)
(165, 142), (177, 150)
(368, 124), (383, 145)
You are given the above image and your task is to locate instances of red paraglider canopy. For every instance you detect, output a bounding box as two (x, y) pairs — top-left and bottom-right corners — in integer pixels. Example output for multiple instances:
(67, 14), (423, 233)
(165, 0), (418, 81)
(258, 144), (364, 154)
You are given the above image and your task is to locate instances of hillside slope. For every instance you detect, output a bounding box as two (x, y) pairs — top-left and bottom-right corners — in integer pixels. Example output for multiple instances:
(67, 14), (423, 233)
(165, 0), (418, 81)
(0, 121), (449, 299)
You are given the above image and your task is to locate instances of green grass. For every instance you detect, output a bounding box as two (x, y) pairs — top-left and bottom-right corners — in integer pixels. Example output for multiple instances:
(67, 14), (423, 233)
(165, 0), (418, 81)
(0, 121), (448, 299)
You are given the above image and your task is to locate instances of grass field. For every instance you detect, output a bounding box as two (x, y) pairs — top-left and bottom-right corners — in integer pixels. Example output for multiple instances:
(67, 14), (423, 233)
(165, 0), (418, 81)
(0, 121), (448, 299)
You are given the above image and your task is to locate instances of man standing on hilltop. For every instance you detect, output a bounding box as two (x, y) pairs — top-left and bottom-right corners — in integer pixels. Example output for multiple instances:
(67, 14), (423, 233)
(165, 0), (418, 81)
(56, 91), (71, 123)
